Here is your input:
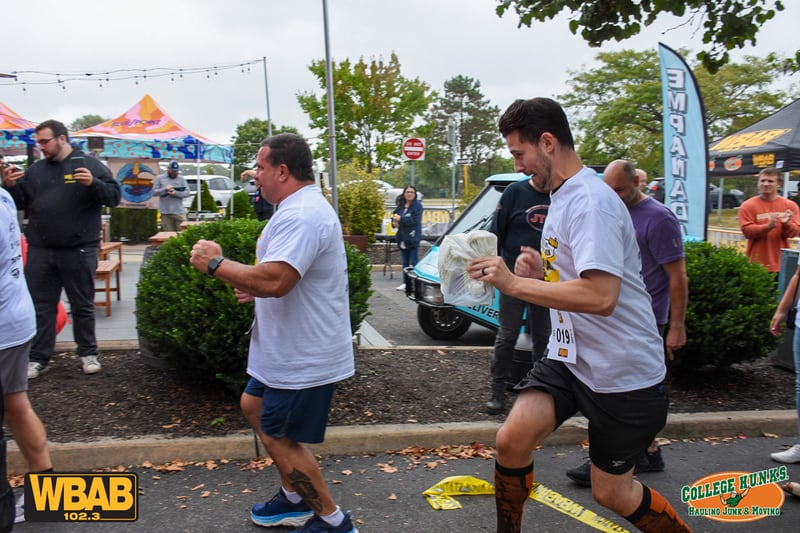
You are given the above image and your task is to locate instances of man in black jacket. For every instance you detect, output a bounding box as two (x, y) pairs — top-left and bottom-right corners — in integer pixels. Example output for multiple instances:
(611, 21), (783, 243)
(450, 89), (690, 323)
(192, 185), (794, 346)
(1, 120), (121, 379)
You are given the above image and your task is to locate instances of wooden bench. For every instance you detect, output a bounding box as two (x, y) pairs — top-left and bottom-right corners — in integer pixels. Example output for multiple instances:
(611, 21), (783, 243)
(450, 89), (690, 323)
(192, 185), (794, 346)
(100, 241), (123, 271)
(95, 259), (121, 317)
(149, 231), (178, 247)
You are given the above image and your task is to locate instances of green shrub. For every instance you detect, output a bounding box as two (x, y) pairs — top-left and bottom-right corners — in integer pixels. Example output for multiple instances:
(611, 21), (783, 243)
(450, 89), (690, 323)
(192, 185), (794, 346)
(109, 207), (158, 242)
(674, 241), (781, 377)
(188, 180), (217, 212)
(136, 219), (373, 392)
(346, 243), (373, 333)
(336, 164), (385, 243)
(225, 190), (256, 219)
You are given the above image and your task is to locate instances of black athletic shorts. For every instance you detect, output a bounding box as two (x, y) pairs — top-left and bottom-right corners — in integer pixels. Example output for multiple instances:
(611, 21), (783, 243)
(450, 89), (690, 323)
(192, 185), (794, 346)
(516, 358), (668, 475)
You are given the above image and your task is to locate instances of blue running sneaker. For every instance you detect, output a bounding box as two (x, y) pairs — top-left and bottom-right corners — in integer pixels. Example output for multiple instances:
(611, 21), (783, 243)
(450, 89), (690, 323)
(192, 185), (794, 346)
(290, 511), (358, 533)
(251, 490), (313, 527)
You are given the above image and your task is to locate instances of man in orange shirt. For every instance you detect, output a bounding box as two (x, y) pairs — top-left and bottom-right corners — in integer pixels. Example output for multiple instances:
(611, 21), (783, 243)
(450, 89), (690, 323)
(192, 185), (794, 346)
(739, 167), (800, 275)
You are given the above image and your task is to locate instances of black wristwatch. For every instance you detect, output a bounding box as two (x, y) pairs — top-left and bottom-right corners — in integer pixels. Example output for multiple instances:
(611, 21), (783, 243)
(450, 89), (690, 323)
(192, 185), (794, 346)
(207, 256), (225, 276)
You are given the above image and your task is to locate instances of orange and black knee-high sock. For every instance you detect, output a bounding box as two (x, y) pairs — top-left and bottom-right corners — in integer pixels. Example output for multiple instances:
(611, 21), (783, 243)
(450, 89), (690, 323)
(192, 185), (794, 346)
(625, 484), (693, 533)
(494, 461), (533, 533)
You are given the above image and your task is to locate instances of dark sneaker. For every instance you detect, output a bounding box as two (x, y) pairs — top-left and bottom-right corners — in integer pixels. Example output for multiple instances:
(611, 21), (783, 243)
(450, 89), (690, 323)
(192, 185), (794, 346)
(485, 396), (504, 415)
(635, 448), (665, 473)
(565, 459), (592, 487)
(291, 511), (358, 533)
(251, 490), (313, 527)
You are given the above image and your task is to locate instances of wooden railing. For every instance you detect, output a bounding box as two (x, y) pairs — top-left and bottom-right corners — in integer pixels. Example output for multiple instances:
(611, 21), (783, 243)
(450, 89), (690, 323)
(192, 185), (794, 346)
(707, 226), (747, 253)
(707, 226), (800, 253)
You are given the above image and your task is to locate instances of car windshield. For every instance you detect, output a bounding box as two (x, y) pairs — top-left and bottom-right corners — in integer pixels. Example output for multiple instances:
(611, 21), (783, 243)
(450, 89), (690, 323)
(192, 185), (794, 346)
(447, 184), (504, 235)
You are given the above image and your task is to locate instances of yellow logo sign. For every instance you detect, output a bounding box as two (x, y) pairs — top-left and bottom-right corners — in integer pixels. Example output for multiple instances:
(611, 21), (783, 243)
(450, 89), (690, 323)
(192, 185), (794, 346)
(24, 472), (138, 522)
(752, 152), (776, 168)
(710, 129), (791, 152)
(681, 468), (786, 523)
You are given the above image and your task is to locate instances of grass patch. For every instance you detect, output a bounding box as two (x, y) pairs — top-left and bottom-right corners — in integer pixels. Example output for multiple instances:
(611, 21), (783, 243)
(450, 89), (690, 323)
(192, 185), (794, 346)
(707, 208), (739, 229)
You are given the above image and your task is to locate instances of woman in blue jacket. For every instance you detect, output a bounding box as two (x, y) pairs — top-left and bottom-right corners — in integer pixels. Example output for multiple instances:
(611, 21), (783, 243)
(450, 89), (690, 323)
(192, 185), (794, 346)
(391, 185), (423, 291)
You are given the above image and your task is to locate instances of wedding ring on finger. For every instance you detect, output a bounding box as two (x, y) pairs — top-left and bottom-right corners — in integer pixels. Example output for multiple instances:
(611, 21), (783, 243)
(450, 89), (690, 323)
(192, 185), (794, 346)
(482, 267), (487, 277)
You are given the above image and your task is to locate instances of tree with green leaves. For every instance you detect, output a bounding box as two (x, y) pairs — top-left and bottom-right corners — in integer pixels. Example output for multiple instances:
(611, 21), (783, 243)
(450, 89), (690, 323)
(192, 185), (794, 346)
(297, 52), (432, 172)
(69, 114), (108, 132)
(495, 0), (792, 73)
(558, 49), (798, 175)
(229, 118), (298, 181)
(424, 75), (506, 194)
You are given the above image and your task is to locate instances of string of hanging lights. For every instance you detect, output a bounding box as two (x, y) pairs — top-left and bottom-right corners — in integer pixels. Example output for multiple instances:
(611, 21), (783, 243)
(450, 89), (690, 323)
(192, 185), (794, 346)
(0, 59), (262, 91)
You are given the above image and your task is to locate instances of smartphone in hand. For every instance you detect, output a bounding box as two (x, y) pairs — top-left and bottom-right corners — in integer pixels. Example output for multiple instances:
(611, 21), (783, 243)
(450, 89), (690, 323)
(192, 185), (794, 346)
(69, 155), (86, 175)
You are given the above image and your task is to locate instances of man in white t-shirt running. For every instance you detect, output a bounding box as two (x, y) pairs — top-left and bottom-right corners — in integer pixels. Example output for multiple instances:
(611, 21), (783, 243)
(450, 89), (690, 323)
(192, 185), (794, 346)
(469, 98), (691, 533)
(190, 133), (358, 533)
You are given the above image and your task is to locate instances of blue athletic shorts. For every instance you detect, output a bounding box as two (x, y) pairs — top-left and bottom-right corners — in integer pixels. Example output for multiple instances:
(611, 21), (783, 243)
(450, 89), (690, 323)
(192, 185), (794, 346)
(243, 377), (335, 444)
(516, 358), (668, 475)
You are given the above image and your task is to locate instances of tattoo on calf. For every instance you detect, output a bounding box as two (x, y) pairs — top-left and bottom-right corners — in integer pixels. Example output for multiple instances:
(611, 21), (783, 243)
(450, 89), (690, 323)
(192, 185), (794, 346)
(288, 469), (322, 513)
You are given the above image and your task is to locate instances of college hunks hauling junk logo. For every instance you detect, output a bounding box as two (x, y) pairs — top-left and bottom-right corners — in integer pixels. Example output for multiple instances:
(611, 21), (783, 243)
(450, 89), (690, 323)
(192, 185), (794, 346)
(681, 467), (786, 522)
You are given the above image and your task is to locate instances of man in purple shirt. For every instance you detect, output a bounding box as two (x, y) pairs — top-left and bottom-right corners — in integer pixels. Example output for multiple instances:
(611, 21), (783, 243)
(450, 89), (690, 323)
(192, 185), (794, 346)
(566, 159), (688, 486)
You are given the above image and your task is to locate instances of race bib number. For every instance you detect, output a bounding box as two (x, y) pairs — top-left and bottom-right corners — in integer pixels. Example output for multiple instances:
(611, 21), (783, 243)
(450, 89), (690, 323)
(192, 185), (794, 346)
(547, 309), (577, 364)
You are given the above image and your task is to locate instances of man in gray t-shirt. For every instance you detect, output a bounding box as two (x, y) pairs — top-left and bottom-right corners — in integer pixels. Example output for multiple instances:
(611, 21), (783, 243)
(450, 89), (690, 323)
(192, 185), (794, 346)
(152, 161), (191, 231)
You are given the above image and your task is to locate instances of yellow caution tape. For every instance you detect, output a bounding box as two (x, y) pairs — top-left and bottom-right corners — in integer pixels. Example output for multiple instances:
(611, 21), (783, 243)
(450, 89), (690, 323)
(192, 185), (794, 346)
(422, 475), (629, 533)
(529, 483), (630, 532)
(422, 476), (495, 509)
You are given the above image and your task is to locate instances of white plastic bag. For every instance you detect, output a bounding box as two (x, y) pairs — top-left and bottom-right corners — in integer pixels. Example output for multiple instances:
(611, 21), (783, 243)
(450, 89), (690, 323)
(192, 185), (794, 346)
(438, 230), (497, 306)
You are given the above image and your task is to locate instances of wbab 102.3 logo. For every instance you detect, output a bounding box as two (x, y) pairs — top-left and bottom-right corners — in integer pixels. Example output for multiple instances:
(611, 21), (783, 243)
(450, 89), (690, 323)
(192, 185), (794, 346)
(681, 466), (787, 523)
(23, 472), (138, 522)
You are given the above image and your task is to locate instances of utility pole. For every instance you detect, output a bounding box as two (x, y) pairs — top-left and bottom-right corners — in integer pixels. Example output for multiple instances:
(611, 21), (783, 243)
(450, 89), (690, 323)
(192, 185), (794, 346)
(322, 0), (339, 213)
(261, 57), (272, 137)
(447, 118), (458, 222)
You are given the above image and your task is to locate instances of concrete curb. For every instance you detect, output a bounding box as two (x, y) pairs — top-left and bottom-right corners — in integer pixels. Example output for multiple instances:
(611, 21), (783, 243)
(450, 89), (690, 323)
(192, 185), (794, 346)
(7, 411), (796, 474)
(36, 342), (796, 473)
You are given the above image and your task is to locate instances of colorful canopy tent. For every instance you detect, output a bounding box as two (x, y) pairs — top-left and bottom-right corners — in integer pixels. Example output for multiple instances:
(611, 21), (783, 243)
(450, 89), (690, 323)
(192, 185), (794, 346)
(708, 98), (800, 176)
(70, 94), (233, 163)
(0, 102), (37, 155)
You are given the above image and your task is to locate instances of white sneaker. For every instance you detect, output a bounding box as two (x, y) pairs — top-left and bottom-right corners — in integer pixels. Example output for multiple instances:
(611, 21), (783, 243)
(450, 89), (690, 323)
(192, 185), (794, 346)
(15, 493), (24, 523)
(395, 284), (406, 291)
(27, 362), (48, 379)
(771, 444), (800, 463)
(81, 356), (102, 374)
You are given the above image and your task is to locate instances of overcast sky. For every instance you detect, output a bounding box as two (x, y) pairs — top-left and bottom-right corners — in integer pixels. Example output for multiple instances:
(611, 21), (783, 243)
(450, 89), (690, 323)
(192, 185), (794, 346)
(3, 0), (798, 148)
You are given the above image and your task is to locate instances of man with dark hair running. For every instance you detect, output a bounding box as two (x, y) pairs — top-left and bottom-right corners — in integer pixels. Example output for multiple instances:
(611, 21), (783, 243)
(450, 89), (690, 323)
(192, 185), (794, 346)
(469, 98), (691, 532)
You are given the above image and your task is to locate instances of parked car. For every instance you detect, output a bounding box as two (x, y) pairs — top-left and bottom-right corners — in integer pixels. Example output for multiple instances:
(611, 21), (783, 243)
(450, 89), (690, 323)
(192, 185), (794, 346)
(374, 180), (424, 205)
(182, 175), (242, 210)
(645, 179), (667, 203)
(405, 173), (523, 340)
(708, 183), (745, 209)
(243, 178), (258, 198)
(646, 178), (744, 209)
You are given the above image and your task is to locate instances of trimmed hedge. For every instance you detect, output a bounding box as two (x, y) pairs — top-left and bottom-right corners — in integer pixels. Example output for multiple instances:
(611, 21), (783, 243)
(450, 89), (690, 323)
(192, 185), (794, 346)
(109, 207), (158, 243)
(675, 241), (781, 376)
(136, 218), (372, 391)
(225, 190), (256, 219)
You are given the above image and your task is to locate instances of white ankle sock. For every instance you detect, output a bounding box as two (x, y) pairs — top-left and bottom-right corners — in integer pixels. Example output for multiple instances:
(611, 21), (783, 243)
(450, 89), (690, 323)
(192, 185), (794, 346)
(281, 486), (303, 504)
(321, 506), (344, 526)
